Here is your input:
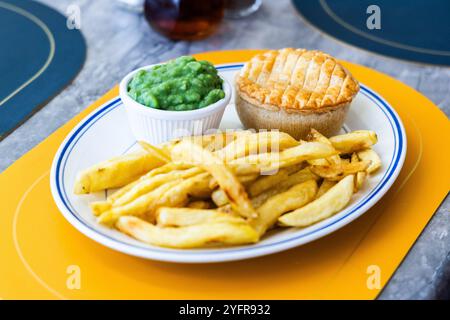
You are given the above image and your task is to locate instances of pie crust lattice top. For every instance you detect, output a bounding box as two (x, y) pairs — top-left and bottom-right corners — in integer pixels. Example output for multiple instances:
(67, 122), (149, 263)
(236, 48), (360, 111)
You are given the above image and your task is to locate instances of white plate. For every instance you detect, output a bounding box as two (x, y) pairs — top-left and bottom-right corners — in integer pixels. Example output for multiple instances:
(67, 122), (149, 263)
(50, 63), (406, 263)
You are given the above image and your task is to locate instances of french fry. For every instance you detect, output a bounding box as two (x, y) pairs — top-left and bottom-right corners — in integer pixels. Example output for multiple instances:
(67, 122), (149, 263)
(351, 152), (359, 163)
(152, 173), (211, 210)
(183, 172), (213, 199)
(281, 167), (320, 185)
(307, 158), (329, 166)
(217, 204), (233, 214)
(171, 141), (257, 218)
(355, 171), (366, 192)
(211, 188), (230, 207)
(211, 166), (298, 207)
(350, 152), (367, 191)
(208, 173), (259, 189)
(329, 130), (377, 153)
(248, 170), (290, 197)
(74, 150), (165, 194)
(251, 180), (317, 236)
(113, 167), (202, 206)
(187, 201), (212, 209)
(138, 141), (171, 163)
(90, 201), (112, 216)
(307, 129), (341, 166)
(156, 207), (243, 227)
(357, 148), (382, 173)
(229, 141), (337, 175)
(251, 167), (319, 208)
(107, 179), (140, 202)
(90, 165), (201, 217)
(143, 162), (191, 177)
(76, 128), (381, 250)
(97, 180), (180, 226)
(158, 140), (179, 155)
(285, 163), (307, 174)
(216, 131), (299, 161)
(316, 180), (336, 198)
(209, 172), (261, 206)
(240, 174), (260, 186)
(100, 173), (211, 226)
(117, 216), (259, 248)
(91, 179), (148, 217)
(278, 175), (354, 227)
(106, 162), (189, 203)
(309, 160), (371, 181)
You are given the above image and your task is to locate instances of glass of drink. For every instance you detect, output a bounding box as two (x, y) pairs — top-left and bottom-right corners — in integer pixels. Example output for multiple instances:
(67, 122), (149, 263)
(144, 0), (225, 41)
(225, 0), (262, 19)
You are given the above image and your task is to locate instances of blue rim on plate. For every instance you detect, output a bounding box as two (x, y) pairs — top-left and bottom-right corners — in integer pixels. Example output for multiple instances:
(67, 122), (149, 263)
(50, 64), (406, 263)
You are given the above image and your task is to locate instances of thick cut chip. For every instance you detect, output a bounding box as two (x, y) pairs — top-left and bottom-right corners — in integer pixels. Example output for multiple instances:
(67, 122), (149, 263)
(252, 180), (317, 236)
(138, 141), (171, 163)
(187, 201), (213, 209)
(211, 188), (231, 207)
(248, 170), (290, 197)
(171, 141), (257, 218)
(90, 201), (112, 216)
(117, 216), (259, 248)
(229, 141), (337, 174)
(208, 173), (258, 189)
(156, 207), (244, 227)
(251, 167), (319, 208)
(97, 180), (180, 226)
(105, 162), (190, 206)
(74, 150), (165, 194)
(216, 131), (299, 161)
(76, 128), (381, 250)
(357, 148), (382, 173)
(98, 173), (211, 226)
(278, 175), (354, 227)
(329, 130), (377, 154)
(355, 171), (366, 191)
(153, 172), (211, 209)
(310, 160), (370, 181)
(316, 180), (336, 198)
(307, 128), (341, 166)
(113, 167), (202, 206)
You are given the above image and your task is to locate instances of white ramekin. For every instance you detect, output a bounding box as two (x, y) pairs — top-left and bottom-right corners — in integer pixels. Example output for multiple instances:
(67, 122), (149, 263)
(119, 64), (231, 145)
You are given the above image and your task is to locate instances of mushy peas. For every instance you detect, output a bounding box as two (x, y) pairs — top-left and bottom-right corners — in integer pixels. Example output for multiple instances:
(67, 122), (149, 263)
(127, 56), (225, 111)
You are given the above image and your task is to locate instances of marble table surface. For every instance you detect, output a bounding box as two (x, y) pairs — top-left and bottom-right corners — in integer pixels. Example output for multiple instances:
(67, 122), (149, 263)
(1, 0), (448, 299)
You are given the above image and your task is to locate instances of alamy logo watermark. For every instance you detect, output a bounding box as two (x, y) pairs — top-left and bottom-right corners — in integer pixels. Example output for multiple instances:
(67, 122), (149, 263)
(66, 4), (81, 30)
(366, 264), (381, 290)
(366, 5), (381, 30)
(66, 265), (81, 290)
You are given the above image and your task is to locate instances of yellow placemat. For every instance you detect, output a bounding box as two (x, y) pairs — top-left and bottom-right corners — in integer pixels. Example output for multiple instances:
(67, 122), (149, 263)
(1, 50), (449, 300)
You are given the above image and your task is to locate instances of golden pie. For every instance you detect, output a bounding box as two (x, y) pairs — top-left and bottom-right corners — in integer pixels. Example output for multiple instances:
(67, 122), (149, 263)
(235, 48), (360, 139)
